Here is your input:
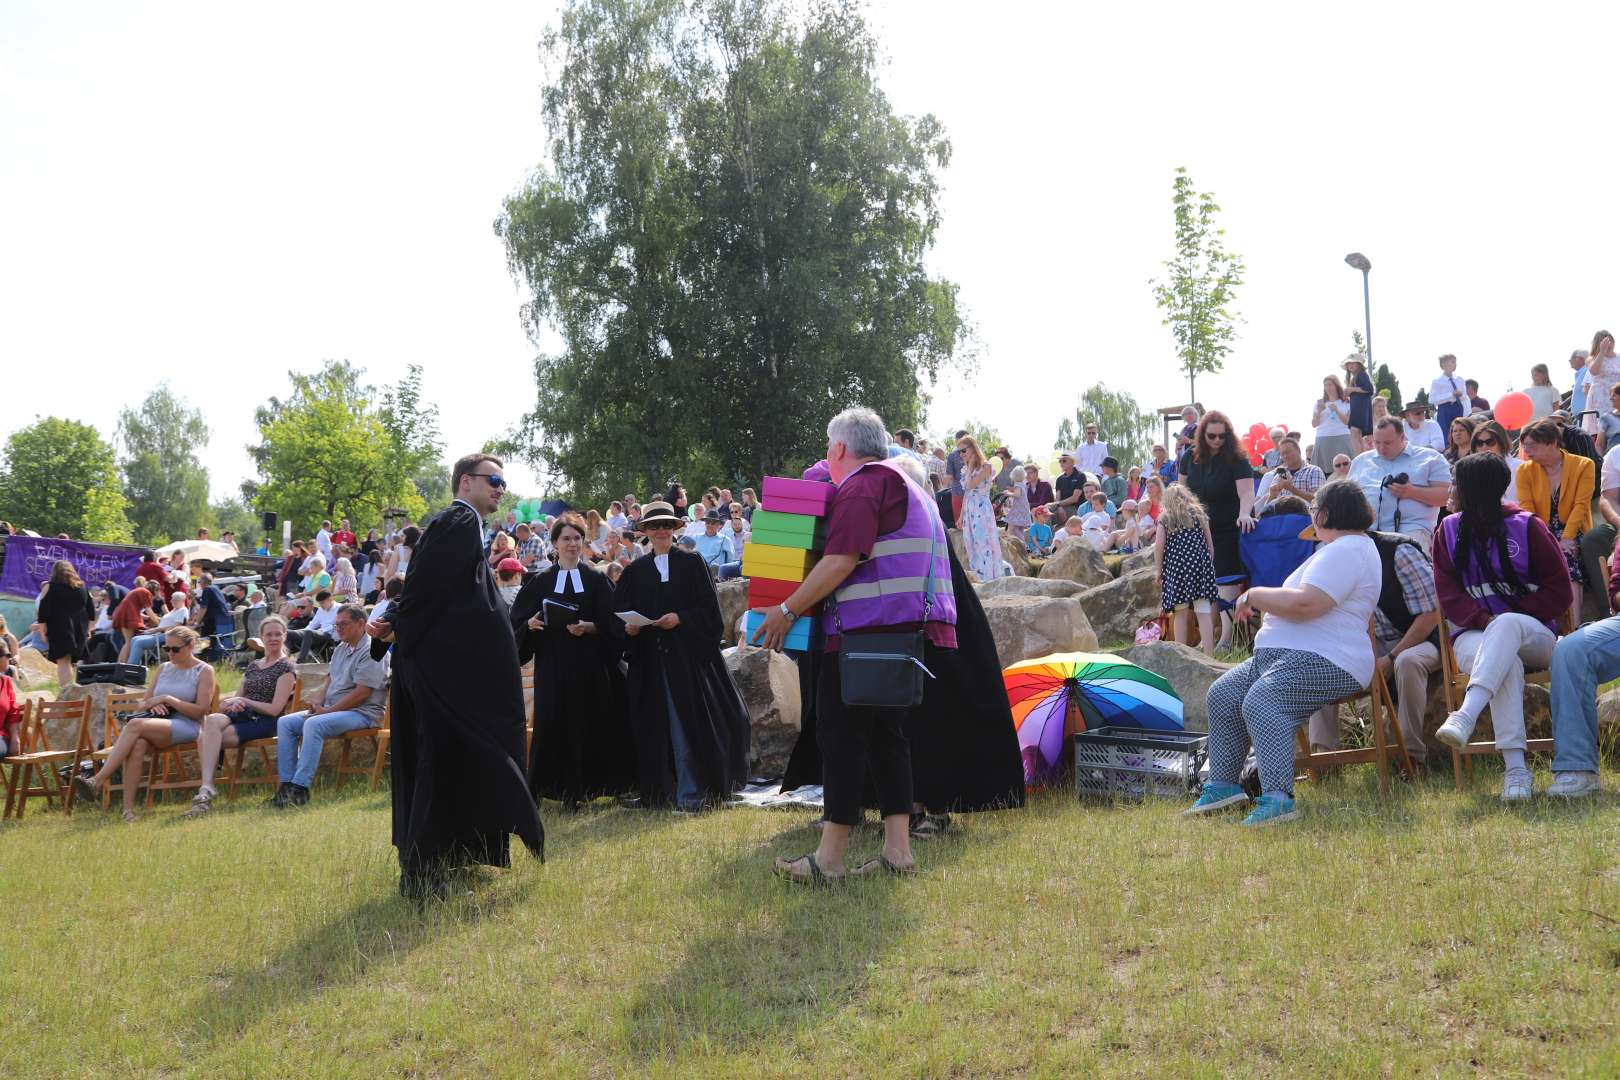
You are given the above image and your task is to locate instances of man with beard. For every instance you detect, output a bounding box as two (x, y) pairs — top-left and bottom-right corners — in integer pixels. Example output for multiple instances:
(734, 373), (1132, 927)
(367, 453), (544, 902)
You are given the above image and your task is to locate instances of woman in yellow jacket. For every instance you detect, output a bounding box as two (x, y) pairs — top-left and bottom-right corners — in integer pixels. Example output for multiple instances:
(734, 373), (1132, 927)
(1515, 417), (1594, 627)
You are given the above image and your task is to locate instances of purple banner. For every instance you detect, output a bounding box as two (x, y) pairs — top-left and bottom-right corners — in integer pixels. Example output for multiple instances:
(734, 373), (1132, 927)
(0, 536), (144, 599)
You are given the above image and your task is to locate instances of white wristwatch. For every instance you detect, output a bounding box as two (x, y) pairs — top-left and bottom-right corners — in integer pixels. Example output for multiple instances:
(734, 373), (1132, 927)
(779, 602), (798, 622)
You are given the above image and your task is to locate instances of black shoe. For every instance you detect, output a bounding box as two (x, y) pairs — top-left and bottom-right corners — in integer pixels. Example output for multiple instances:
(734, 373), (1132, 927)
(287, 784), (310, 807)
(266, 782), (293, 809)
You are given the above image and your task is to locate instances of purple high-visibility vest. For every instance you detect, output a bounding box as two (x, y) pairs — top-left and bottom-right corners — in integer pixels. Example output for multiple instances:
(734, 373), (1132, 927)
(1437, 510), (1549, 628)
(823, 459), (958, 637)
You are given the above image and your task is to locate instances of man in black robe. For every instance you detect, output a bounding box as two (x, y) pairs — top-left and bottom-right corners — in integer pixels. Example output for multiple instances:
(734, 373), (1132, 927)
(610, 501), (751, 810)
(367, 453), (544, 902)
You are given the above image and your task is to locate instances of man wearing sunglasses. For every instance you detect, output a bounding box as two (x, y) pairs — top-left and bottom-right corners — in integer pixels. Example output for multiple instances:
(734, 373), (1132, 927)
(367, 453), (544, 903)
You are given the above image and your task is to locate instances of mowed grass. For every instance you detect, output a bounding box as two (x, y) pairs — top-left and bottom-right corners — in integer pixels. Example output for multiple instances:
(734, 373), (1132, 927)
(4, 767), (1620, 1078)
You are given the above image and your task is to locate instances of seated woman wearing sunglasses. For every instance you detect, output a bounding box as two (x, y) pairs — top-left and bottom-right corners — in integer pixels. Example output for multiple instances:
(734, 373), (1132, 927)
(75, 626), (217, 821)
(1467, 420), (1520, 485)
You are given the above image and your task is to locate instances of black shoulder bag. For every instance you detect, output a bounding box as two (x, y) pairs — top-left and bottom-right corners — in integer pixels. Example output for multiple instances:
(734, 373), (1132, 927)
(834, 538), (940, 710)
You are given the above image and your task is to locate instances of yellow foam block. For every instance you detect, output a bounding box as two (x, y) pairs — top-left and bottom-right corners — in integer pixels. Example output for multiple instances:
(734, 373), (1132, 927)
(742, 542), (819, 583)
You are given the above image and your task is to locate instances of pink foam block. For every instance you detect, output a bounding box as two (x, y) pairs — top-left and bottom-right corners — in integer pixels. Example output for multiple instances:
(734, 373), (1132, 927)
(761, 475), (835, 515)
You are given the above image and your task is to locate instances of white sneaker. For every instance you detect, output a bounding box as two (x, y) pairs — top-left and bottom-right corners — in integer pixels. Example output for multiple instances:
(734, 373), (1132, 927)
(1434, 711), (1477, 749)
(1500, 767), (1534, 802)
(1547, 771), (1602, 799)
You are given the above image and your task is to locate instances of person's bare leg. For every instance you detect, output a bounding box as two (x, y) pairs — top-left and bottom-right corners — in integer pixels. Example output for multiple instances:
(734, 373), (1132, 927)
(117, 638), (131, 663)
(91, 717), (154, 784)
(814, 822), (852, 876)
(881, 812), (914, 869)
(1173, 607), (1191, 646)
(1570, 585), (1583, 634)
(123, 738), (150, 814)
(196, 714), (237, 792)
(57, 657), (73, 690)
(1197, 609), (1217, 658)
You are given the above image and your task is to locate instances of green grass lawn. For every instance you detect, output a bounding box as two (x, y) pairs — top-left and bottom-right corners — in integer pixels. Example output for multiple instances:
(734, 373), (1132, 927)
(4, 768), (1619, 1078)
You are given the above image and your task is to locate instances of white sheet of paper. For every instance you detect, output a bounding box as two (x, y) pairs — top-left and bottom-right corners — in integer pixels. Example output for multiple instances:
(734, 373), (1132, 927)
(616, 610), (655, 627)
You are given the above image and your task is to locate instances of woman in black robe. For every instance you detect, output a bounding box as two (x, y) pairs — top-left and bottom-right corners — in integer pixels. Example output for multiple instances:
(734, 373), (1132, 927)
(37, 560), (95, 690)
(368, 463), (544, 902)
(780, 540), (1025, 818)
(610, 501), (750, 811)
(510, 516), (635, 807)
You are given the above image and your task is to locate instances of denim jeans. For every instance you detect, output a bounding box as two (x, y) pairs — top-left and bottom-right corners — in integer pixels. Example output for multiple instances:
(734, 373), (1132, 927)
(717, 561), (744, 580)
(276, 709), (376, 789)
(1548, 616), (1620, 773)
(127, 632), (163, 664)
(18, 630), (47, 652)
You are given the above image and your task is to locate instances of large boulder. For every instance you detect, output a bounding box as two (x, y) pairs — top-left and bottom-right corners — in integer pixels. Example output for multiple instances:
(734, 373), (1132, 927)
(1001, 533), (1033, 578)
(54, 683), (134, 749)
(294, 663), (330, 709)
(1037, 541), (1112, 588)
(13, 647), (58, 691)
(1118, 548), (1155, 578)
(976, 576), (1086, 600)
(1077, 568), (1160, 646)
(715, 577), (751, 645)
(981, 595), (1099, 668)
(1119, 641), (1233, 732)
(1416, 678), (1550, 764)
(723, 645), (802, 776)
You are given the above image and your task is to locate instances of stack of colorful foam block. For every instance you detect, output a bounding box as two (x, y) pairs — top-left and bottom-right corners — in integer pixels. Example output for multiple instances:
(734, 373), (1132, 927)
(741, 475), (834, 651)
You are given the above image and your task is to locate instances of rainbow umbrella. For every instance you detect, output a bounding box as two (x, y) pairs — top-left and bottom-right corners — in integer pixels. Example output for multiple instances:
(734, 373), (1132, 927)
(1003, 652), (1184, 784)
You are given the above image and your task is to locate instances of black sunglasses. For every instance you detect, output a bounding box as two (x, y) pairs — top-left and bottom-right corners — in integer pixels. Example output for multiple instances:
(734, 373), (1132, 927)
(470, 472), (507, 490)
(164, 644), (187, 654)
(1205, 432), (1227, 441)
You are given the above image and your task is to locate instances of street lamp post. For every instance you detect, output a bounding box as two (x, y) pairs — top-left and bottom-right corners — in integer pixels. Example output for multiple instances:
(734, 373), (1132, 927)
(1345, 252), (1372, 368)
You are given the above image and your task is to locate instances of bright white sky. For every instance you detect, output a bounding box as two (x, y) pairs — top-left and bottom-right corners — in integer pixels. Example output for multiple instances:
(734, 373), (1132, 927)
(5, 2), (1620, 507)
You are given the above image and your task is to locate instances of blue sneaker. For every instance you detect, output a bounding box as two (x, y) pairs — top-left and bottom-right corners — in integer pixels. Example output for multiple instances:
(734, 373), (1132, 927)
(1240, 793), (1300, 827)
(1182, 781), (1249, 816)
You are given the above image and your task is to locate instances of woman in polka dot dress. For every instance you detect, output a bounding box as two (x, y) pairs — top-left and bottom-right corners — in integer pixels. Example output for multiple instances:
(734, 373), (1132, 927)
(1156, 483), (1220, 657)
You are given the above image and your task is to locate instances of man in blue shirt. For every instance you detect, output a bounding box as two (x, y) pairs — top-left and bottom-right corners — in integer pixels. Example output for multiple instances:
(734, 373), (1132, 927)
(1571, 348), (1591, 420)
(1348, 417), (1452, 552)
(689, 510), (735, 575)
(945, 428), (968, 524)
(190, 572), (235, 656)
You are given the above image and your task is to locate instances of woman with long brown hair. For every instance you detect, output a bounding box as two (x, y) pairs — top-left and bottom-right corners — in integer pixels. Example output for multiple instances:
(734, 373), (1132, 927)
(1311, 374), (1356, 468)
(1445, 414), (1479, 467)
(1182, 410), (1256, 647)
(1583, 330), (1618, 437)
(36, 560), (94, 689)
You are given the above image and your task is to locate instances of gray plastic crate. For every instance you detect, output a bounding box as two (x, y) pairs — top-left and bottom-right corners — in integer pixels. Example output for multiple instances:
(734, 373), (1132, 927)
(1074, 726), (1208, 800)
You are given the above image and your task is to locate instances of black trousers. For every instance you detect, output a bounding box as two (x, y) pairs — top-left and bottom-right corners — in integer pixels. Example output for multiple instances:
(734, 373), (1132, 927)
(816, 649), (913, 826)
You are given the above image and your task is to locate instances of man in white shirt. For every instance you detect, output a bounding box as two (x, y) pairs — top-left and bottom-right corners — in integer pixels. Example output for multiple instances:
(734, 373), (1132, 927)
(296, 590), (340, 662)
(1074, 424), (1109, 476)
(314, 520), (334, 562)
(1349, 418), (1452, 551)
(1400, 401), (1447, 453)
(1428, 353), (1471, 433)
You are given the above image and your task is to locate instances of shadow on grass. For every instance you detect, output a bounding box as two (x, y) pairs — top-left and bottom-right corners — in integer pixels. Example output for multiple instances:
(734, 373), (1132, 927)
(620, 823), (968, 1063)
(182, 862), (535, 1052)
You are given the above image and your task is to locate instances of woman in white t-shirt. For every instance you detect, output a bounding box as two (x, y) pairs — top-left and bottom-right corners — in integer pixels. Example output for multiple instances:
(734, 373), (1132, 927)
(1183, 478), (1380, 827)
(1311, 374), (1356, 472)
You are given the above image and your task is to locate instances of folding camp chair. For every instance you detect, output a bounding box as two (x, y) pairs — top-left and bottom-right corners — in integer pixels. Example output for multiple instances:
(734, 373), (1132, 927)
(1436, 612), (1571, 791)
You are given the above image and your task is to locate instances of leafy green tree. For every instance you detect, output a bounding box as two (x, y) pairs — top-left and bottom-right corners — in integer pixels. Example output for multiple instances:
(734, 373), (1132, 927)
(958, 420), (1002, 453)
(246, 360), (427, 535)
(1053, 383), (1157, 469)
(0, 417), (132, 541)
(207, 496), (263, 550)
(1150, 167), (1245, 403)
(495, 0), (964, 506)
(117, 385), (211, 545)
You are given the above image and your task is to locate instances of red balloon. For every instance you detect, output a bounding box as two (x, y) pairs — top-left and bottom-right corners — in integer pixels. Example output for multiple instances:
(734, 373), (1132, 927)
(1494, 391), (1533, 430)
(1248, 423), (1267, 439)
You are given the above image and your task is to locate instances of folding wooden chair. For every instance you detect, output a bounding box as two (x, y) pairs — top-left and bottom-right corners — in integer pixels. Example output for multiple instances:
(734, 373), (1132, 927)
(331, 697), (389, 788)
(72, 689), (152, 811)
(3, 698), (91, 819)
(1292, 623), (1413, 795)
(144, 685), (221, 807)
(1, 700), (41, 819)
(367, 699), (393, 791)
(223, 675), (302, 802)
(1436, 612), (1570, 791)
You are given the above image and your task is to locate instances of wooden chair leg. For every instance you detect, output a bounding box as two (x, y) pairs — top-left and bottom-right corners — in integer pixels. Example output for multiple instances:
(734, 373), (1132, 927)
(368, 738), (388, 791)
(1372, 691), (1389, 796)
(1452, 749), (1465, 792)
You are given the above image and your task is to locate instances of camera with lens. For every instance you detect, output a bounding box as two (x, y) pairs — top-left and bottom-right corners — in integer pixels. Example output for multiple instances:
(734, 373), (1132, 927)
(1380, 472), (1410, 488)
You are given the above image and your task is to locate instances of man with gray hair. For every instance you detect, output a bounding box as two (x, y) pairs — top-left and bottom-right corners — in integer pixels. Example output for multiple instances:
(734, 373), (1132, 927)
(752, 405), (956, 882)
(270, 602), (387, 808)
(1570, 348), (1593, 420)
